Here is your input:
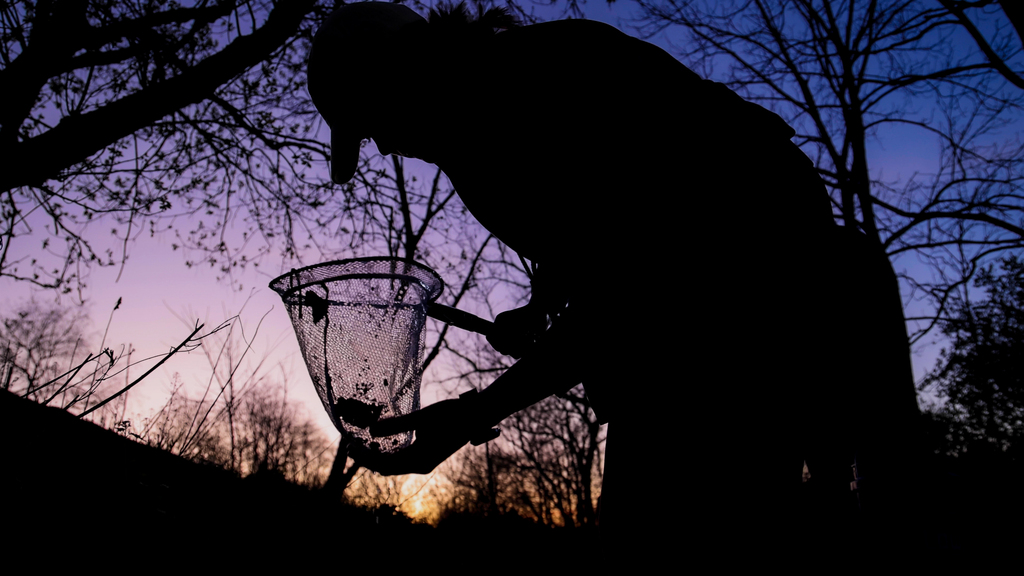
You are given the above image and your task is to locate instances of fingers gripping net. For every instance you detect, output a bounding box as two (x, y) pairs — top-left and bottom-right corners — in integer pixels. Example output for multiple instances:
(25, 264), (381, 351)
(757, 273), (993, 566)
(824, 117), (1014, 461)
(270, 258), (443, 454)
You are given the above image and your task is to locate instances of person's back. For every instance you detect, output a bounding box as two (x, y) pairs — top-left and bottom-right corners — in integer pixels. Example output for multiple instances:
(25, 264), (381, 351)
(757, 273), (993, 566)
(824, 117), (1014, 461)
(416, 18), (831, 269)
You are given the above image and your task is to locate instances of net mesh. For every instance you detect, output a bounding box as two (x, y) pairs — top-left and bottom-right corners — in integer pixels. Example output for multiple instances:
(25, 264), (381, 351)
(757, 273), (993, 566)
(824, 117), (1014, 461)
(270, 258), (443, 455)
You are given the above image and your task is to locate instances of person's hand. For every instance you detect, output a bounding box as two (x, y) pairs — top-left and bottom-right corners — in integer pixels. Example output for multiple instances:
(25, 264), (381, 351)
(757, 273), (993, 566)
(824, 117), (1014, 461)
(487, 305), (546, 359)
(362, 394), (500, 475)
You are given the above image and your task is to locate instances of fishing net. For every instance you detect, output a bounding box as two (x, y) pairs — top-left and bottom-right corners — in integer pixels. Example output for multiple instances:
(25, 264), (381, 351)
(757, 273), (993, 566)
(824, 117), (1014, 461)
(270, 258), (444, 455)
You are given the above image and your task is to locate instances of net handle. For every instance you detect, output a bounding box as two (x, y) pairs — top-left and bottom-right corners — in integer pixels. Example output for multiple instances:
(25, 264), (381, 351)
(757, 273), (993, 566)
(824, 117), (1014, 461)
(426, 303), (493, 336)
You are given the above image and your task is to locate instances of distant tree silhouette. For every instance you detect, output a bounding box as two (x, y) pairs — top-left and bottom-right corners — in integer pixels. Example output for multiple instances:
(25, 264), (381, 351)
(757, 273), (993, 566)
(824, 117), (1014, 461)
(921, 256), (1024, 461)
(139, 378), (334, 486)
(499, 386), (604, 527)
(129, 311), (335, 486)
(0, 297), (162, 419)
(140, 374), (233, 463)
(235, 384), (335, 485)
(438, 385), (604, 528)
(1, 299), (91, 403)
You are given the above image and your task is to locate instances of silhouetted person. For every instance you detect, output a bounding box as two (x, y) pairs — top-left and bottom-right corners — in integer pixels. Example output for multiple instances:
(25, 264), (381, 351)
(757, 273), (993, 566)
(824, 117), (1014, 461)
(307, 1), (918, 562)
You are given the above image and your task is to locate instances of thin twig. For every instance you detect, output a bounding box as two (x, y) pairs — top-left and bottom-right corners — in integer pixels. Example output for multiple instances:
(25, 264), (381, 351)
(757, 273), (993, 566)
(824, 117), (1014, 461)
(78, 321), (205, 418)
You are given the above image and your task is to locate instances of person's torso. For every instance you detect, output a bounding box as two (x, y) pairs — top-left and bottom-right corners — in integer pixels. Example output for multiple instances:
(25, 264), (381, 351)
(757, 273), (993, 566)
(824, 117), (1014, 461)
(429, 20), (829, 270)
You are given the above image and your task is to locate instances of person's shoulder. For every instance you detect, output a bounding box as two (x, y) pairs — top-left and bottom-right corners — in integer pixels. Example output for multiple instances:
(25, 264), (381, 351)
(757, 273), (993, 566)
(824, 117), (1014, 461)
(488, 19), (623, 56)
(498, 19), (659, 54)
(515, 17), (630, 38)
(493, 19), (702, 81)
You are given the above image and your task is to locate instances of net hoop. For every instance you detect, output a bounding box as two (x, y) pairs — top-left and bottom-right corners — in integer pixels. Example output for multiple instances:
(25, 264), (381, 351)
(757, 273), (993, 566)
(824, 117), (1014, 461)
(269, 257), (444, 303)
(270, 257), (444, 455)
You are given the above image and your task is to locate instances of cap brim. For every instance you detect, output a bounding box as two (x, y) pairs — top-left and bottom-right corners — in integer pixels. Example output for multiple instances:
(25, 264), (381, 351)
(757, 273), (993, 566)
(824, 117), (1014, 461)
(331, 131), (362, 184)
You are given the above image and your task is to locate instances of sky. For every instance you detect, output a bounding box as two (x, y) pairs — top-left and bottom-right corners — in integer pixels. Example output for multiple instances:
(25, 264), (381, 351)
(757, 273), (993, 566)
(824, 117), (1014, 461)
(4, 1), (1021, 456)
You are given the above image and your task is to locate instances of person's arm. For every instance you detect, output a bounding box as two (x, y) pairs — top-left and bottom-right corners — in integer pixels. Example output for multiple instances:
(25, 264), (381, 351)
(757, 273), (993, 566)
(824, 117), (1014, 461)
(365, 320), (582, 475)
(476, 326), (582, 426)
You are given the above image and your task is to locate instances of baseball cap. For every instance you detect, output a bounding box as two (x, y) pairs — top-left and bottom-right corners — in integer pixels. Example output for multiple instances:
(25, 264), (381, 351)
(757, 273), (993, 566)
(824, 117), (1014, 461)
(308, 3), (427, 183)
